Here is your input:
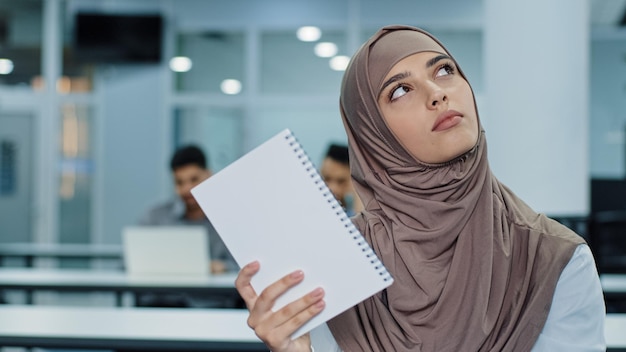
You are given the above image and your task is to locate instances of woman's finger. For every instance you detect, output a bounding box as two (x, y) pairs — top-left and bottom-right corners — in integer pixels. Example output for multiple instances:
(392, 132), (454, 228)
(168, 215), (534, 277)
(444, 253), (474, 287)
(267, 287), (326, 331)
(235, 261), (261, 309)
(250, 269), (305, 319)
(237, 264), (326, 351)
(255, 287), (326, 348)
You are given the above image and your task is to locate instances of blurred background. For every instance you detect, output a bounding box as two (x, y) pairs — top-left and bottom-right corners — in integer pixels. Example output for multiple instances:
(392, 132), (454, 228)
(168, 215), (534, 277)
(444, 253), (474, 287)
(0, 0), (625, 254)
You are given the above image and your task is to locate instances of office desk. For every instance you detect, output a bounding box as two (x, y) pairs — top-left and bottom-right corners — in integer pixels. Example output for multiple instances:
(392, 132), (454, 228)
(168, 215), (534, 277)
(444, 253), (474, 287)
(593, 275), (626, 323)
(0, 268), (239, 306)
(606, 314), (626, 350)
(0, 305), (266, 351)
(0, 306), (622, 351)
(603, 274), (626, 292)
(0, 243), (122, 267)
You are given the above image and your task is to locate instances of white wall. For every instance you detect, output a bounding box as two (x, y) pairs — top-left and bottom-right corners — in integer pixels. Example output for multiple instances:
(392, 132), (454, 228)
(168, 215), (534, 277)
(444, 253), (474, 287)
(97, 65), (167, 243)
(484, 0), (590, 216)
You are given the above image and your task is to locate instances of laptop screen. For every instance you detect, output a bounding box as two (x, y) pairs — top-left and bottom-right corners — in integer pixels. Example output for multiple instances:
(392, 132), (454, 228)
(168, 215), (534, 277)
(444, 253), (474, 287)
(122, 226), (210, 276)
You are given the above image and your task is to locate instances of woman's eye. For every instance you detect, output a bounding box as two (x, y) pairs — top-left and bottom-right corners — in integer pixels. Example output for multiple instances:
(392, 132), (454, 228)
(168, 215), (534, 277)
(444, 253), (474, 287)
(390, 85), (410, 101)
(435, 64), (454, 78)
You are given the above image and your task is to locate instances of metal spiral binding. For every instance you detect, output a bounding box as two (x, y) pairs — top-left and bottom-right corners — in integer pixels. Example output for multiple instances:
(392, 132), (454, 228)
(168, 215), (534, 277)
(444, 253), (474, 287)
(284, 131), (393, 283)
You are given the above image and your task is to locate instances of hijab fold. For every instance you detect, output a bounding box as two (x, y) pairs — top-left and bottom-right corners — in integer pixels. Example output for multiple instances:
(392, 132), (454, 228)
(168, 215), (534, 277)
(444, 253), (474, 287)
(327, 25), (584, 352)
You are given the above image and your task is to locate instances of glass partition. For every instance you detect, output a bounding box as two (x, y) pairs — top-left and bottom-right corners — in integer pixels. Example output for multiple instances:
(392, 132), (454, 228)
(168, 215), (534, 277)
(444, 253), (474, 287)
(0, 0), (43, 89)
(174, 106), (244, 172)
(174, 31), (245, 94)
(249, 105), (346, 167)
(58, 104), (93, 244)
(0, 112), (34, 244)
(260, 29), (347, 95)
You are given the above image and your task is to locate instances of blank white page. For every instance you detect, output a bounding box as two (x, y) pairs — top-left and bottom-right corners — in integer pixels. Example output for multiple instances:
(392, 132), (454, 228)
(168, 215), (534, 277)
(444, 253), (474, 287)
(191, 128), (393, 338)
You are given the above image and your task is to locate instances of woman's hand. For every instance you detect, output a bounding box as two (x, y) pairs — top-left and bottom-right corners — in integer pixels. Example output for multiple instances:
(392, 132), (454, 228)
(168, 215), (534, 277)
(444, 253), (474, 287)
(235, 261), (325, 352)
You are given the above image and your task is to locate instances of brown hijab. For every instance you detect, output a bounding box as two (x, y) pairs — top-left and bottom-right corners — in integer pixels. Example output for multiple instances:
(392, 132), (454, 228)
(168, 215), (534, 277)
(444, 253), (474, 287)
(327, 25), (584, 352)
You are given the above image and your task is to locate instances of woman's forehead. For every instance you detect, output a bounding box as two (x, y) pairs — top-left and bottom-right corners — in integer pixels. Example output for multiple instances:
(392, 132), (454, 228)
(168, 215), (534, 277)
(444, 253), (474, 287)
(367, 29), (447, 89)
(385, 52), (445, 73)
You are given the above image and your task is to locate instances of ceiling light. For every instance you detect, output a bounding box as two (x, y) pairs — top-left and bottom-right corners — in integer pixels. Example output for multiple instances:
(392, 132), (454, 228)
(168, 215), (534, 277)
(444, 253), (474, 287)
(169, 56), (192, 72)
(220, 79), (242, 95)
(0, 59), (14, 75)
(296, 26), (321, 42)
(329, 55), (350, 71)
(314, 42), (338, 58)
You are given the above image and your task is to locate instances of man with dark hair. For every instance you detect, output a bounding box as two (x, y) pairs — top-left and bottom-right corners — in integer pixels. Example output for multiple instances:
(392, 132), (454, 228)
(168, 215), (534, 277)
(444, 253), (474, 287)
(157, 145), (213, 228)
(320, 143), (363, 216)
(170, 144), (208, 171)
(138, 144), (238, 307)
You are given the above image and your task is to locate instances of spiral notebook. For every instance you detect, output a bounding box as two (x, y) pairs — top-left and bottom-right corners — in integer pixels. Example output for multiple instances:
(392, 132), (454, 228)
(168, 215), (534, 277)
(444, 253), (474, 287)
(191, 129), (393, 338)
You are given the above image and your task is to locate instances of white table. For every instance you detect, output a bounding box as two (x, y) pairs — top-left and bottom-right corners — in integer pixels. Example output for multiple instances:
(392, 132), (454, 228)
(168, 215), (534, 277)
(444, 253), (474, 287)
(0, 305), (266, 351)
(0, 243), (122, 267)
(0, 268), (239, 306)
(601, 274), (626, 310)
(0, 305), (622, 351)
(602, 274), (626, 293)
(605, 314), (626, 349)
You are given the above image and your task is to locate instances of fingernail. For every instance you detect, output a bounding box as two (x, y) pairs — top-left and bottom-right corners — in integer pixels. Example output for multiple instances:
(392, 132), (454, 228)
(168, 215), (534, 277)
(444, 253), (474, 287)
(311, 287), (324, 298)
(314, 300), (325, 309)
(290, 270), (304, 279)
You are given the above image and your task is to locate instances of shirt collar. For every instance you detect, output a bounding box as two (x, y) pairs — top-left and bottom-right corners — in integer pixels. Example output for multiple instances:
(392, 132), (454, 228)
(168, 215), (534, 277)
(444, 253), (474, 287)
(173, 198), (187, 220)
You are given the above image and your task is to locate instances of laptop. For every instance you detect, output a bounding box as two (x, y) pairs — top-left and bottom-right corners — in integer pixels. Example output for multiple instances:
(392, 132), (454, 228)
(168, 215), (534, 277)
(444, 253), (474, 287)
(122, 226), (210, 276)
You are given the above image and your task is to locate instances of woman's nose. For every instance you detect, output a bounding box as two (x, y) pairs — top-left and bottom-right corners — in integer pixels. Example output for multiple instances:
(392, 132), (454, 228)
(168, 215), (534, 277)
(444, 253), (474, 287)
(426, 82), (447, 109)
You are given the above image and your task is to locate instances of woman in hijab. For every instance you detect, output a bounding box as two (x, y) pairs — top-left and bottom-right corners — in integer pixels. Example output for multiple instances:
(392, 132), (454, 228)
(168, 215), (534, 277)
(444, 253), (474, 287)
(235, 25), (606, 352)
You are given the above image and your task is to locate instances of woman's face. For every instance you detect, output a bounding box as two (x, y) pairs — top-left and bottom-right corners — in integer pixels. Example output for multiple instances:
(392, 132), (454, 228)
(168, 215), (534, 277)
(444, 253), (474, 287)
(377, 51), (479, 164)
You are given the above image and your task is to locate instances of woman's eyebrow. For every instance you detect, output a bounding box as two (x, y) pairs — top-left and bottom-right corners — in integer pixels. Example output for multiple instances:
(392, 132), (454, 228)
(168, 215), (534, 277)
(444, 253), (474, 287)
(378, 54), (451, 98)
(426, 54), (451, 68)
(379, 71), (410, 97)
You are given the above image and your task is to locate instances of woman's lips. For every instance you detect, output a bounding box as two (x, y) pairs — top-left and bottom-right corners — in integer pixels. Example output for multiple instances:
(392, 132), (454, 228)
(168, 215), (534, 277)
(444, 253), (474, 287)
(432, 110), (463, 132)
